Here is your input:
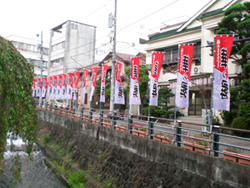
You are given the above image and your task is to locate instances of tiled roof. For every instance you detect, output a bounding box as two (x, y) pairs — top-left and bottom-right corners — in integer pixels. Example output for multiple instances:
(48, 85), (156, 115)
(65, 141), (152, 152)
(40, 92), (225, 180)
(78, 62), (100, 72)
(160, 21), (186, 31)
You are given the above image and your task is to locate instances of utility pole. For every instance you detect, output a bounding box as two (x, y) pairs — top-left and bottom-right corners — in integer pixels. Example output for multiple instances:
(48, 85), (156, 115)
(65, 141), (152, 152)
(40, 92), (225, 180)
(110, 0), (117, 113)
(39, 31), (43, 108)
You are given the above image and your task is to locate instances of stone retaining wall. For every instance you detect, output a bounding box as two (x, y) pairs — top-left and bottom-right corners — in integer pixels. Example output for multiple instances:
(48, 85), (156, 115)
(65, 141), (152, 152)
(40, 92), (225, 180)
(37, 110), (250, 188)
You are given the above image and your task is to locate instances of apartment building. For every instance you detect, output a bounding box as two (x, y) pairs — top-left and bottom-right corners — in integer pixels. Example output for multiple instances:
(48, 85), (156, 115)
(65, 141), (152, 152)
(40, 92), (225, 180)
(6, 35), (49, 76)
(48, 20), (96, 77)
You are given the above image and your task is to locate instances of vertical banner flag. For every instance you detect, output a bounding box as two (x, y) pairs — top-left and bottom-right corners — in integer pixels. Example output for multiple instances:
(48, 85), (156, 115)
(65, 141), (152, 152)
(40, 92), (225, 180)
(100, 64), (108, 102)
(175, 44), (194, 108)
(66, 73), (73, 99)
(149, 52), (163, 106)
(81, 69), (88, 102)
(57, 75), (62, 99)
(36, 77), (41, 97)
(52, 76), (57, 99)
(213, 35), (234, 111)
(32, 78), (36, 97)
(114, 62), (125, 104)
(47, 77), (53, 98)
(62, 74), (67, 99)
(129, 57), (141, 105)
(42, 77), (47, 98)
(90, 67), (98, 102)
(73, 71), (80, 100)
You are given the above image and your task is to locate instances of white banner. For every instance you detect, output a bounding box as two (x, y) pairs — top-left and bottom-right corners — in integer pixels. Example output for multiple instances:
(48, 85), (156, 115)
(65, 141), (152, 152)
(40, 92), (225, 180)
(129, 57), (141, 105)
(114, 62), (125, 104)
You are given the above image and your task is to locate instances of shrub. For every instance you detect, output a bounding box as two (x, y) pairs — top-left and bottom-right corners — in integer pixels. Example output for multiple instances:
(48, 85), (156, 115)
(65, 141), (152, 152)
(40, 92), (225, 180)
(231, 116), (250, 137)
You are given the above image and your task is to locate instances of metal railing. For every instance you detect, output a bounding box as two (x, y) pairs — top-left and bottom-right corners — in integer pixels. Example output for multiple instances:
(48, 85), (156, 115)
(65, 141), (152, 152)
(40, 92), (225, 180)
(37, 103), (250, 162)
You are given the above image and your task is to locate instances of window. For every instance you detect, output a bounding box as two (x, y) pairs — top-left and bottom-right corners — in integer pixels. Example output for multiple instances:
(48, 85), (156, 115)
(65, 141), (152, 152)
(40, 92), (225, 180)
(71, 23), (78, 30)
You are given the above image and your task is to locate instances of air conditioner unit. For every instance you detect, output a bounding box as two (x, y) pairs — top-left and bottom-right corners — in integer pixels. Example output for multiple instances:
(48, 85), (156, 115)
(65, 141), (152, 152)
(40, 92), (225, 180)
(193, 66), (200, 75)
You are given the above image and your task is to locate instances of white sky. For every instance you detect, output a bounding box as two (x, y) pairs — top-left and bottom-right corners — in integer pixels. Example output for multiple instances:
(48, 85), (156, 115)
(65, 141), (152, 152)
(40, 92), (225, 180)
(1, 0), (211, 46)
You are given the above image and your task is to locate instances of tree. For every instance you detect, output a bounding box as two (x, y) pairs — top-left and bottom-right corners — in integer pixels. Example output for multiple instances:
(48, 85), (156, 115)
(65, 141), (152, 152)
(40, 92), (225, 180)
(0, 36), (37, 182)
(125, 64), (150, 115)
(154, 87), (175, 118)
(217, 2), (250, 128)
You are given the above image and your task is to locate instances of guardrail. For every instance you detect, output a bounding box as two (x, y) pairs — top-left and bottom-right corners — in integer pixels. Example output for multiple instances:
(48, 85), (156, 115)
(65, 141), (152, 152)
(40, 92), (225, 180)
(36, 103), (250, 165)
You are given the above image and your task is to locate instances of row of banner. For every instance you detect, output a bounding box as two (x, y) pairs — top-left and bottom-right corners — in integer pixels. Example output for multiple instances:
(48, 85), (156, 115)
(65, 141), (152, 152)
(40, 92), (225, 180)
(33, 35), (234, 111)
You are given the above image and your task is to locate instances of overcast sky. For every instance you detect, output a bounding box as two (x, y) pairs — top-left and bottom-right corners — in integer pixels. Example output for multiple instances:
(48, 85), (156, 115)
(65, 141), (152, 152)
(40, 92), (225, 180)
(1, 0), (211, 44)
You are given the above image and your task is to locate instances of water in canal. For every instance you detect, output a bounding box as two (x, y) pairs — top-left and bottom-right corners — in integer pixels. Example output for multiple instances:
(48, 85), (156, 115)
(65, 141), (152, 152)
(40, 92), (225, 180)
(0, 136), (65, 188)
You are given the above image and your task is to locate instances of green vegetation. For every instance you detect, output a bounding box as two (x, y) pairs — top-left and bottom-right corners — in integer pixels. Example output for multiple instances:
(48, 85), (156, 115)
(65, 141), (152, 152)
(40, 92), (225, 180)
(42, 135), (50, 144)
(217, 2), (250, 134)
(0, 36), (37, 181)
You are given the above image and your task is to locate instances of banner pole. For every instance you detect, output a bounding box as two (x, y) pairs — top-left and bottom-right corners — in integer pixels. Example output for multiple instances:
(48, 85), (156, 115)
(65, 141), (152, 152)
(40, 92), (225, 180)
(128, 60), (132, 116)
(174, 44), (181, 126)
(210, 36), (215, 132)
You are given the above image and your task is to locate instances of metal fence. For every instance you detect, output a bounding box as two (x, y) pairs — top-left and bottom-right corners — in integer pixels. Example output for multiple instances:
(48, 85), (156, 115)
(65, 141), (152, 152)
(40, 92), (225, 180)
(37, 103), (250, 165)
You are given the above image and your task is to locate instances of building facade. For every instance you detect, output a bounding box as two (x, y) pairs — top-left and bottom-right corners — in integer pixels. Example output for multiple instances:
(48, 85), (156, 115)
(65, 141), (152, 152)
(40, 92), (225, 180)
(6, 35), (49, 76)
(143, 0), (245, 117)
(48, 20), (96, 77)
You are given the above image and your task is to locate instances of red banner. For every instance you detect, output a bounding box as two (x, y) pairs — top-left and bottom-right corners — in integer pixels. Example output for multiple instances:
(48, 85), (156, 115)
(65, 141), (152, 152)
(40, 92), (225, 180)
(32, 79), (36, 89)
(48, 77), (52, 87)
(42, 77), (47, 89)
(130, 57), (141, 105)
(91, 67), (98, 87)
(175, 44), (194, 108)
(213, 35), (234, 111)
(90, 67), (98, 102)
(82, 69), (88, 88)
(57, 75), (62, 88)
(67, 73), (73, 87)
(149, 52), (163, 106)
(62, 74), (66, 87)
(74, 71), (80, 88)
(37, 78), (41, 89)
(214, 36), (234, 78)
(178, 44), (194, 81)
(114, 62), (125, 104)
(101, 64), (108, 83)
(151, 52), (163, 82)
(81, 69), (88, 101)
(100, 64), (108, 102)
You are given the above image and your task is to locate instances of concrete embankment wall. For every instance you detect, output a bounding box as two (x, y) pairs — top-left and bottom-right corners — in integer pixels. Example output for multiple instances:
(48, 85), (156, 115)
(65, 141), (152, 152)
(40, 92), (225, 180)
(37, 110), (250, 188)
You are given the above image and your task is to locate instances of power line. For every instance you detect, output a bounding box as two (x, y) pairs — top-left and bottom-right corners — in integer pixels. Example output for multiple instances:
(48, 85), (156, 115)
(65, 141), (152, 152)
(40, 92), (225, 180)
(119, 0), (179, 31)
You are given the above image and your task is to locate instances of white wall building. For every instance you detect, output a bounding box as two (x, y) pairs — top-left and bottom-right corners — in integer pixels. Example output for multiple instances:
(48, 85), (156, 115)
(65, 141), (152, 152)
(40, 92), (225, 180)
(48, 20), (96, 76)
(6, 35), (49, 76)
(143, 0), (246, 118)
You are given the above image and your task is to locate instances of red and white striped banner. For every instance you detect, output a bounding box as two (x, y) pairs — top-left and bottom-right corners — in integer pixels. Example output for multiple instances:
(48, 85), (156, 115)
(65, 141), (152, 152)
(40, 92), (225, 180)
(129, 57), (141, 105)
(32, 78), (36, 97)
(90, 67), (98, 102)
(175, 44), (194, 108)
(42, 77), (47, 98)
(100, 64), (108, 103)
(61, 74), (67, 99)
(57, 75), (62, 99)
(149, 52), (163, 106)
(36, 77), (42, 97)
(81, 69), (88, 102)
(66, 73), (73, 99)
(114, 62), (125, 104)
(213, 35), (234, 111)
(73, 71), (80, 100)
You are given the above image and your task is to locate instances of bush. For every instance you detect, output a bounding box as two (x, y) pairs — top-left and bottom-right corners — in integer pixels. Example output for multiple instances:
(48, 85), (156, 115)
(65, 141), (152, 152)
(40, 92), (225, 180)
(239, 102), (250, 124)
(231, 116), (250, 137)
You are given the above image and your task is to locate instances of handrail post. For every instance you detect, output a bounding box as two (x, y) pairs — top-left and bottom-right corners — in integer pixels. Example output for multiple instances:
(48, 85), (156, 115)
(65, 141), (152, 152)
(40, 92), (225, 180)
(66, 106), (69, 117)
(128, 115), (133, 134)
(81, 106), (84, 120)
(90, 109), (93, 123)
(176, 121), (182, 147)
(149, 118), (154, 140)
(100, 111), (103, 126)
(213, 125), (220, 157)
(73, 105), (75, 118)
(112, 112), (116, 129)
